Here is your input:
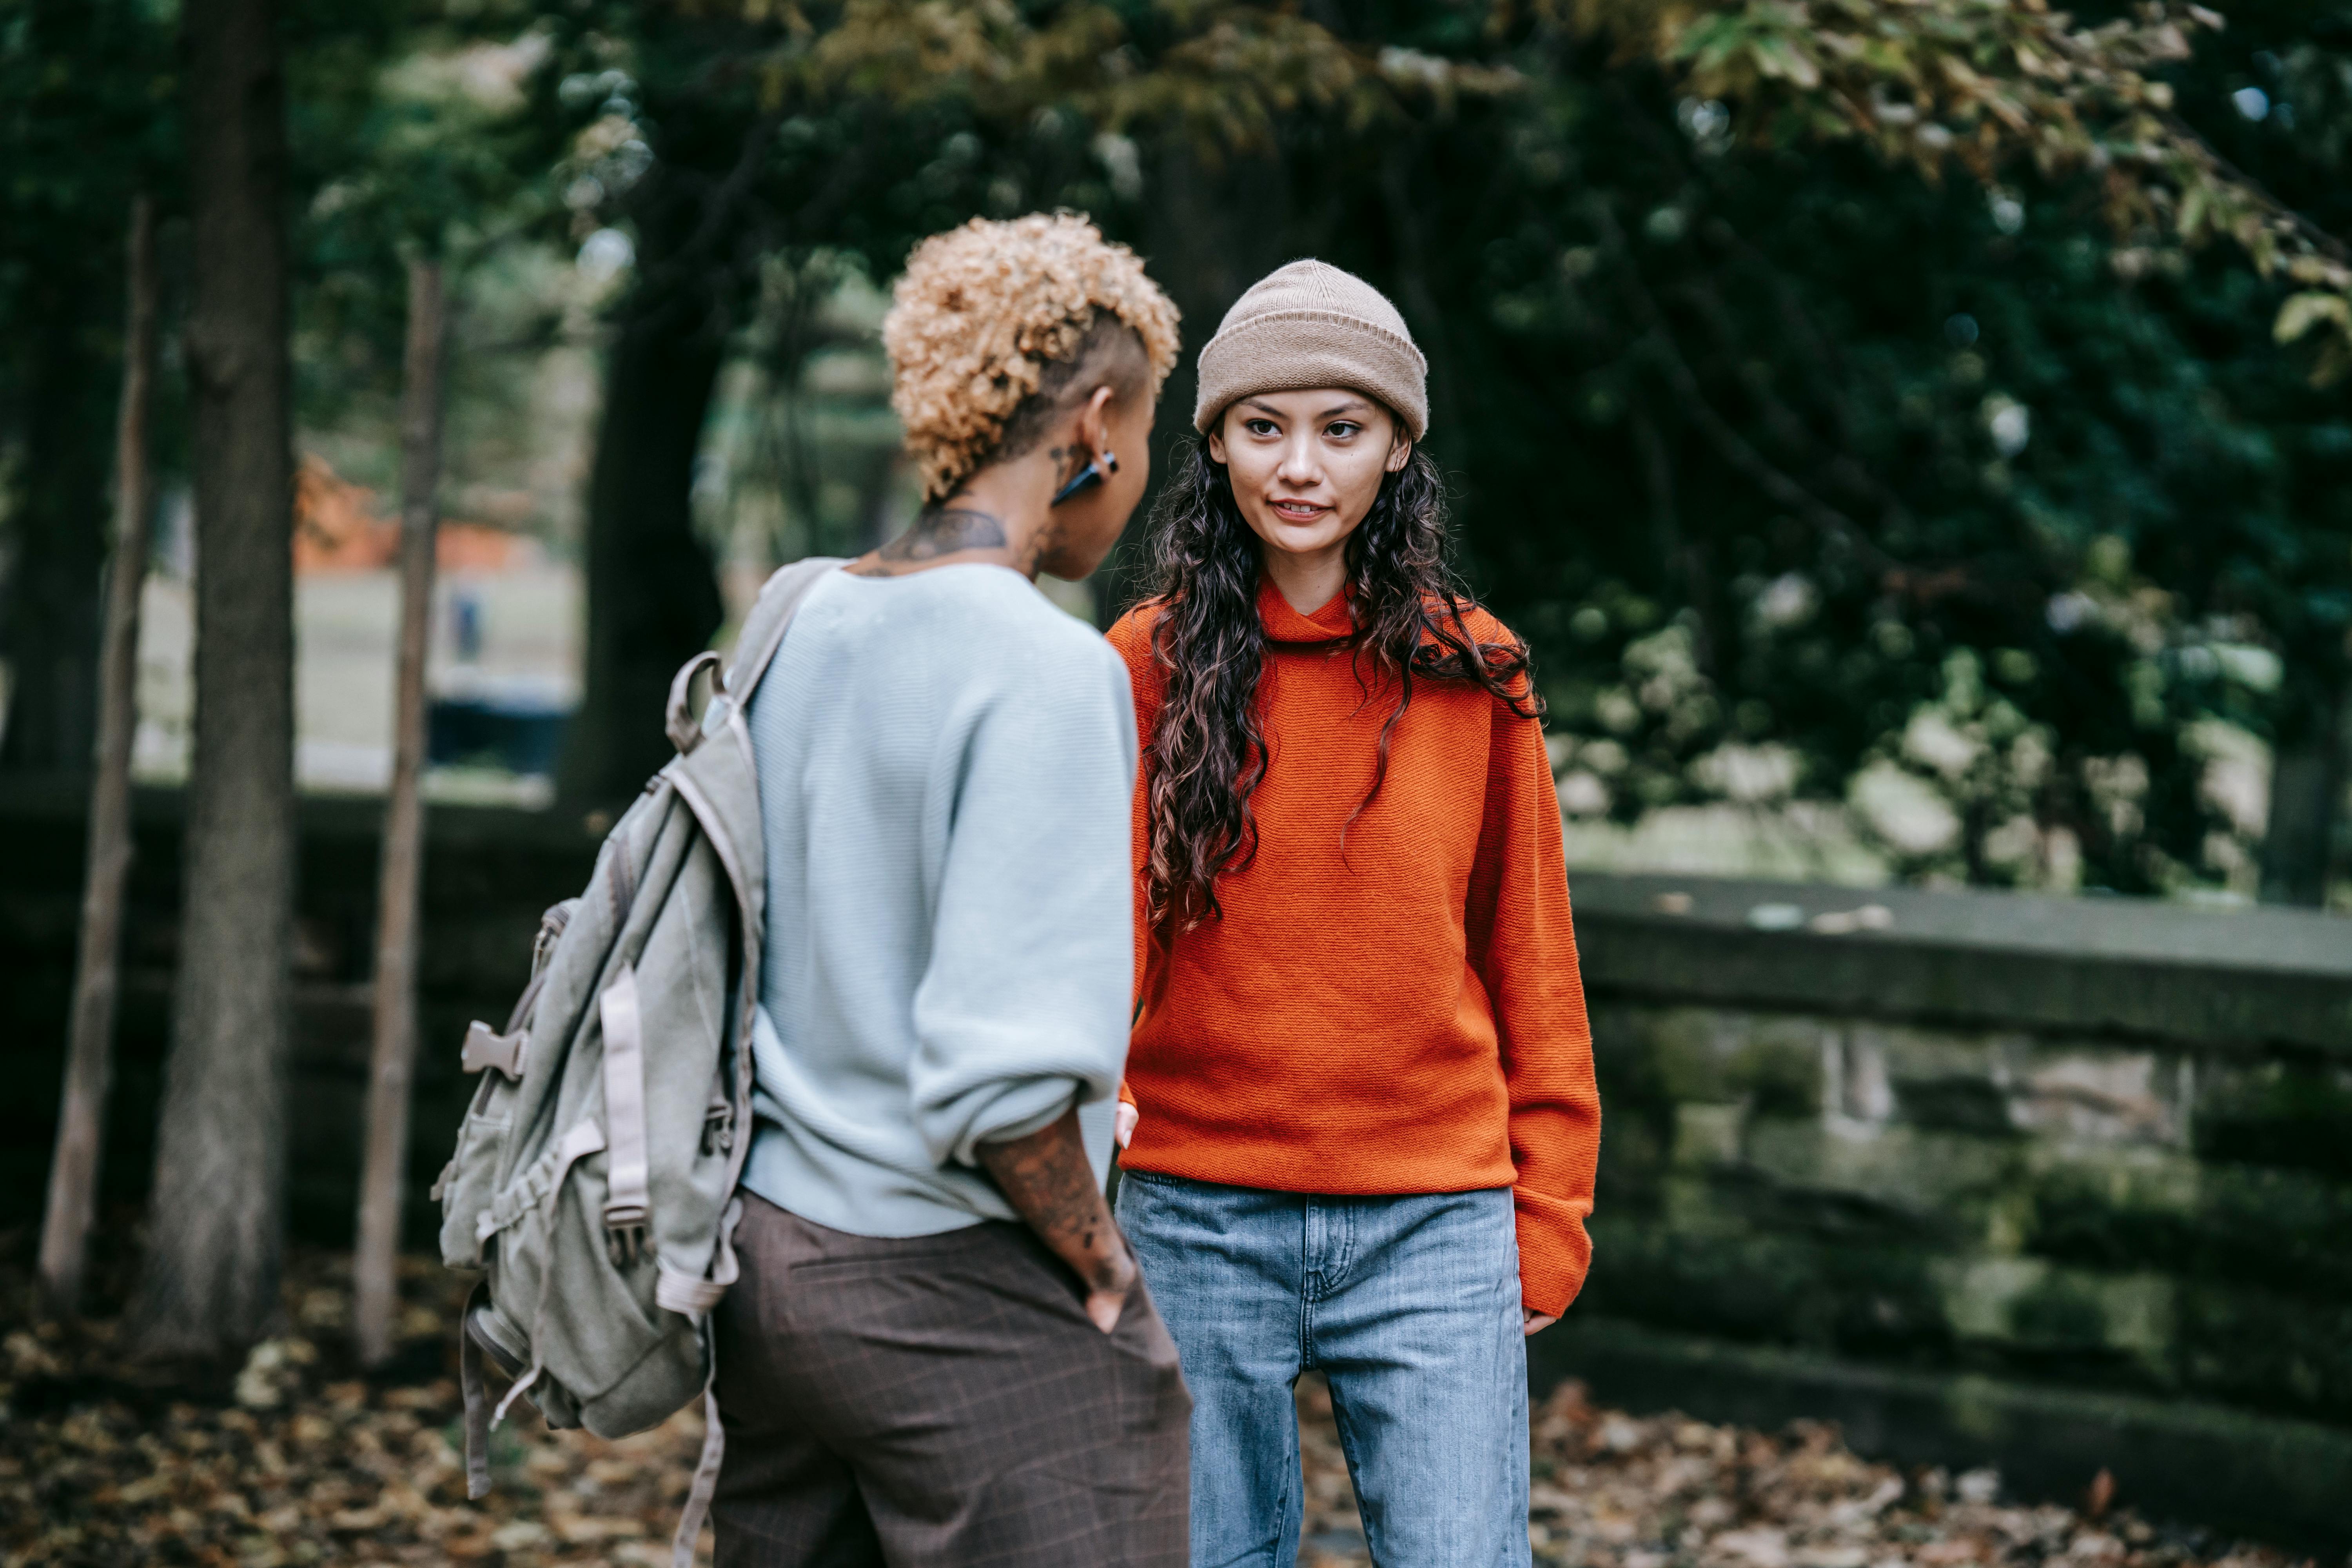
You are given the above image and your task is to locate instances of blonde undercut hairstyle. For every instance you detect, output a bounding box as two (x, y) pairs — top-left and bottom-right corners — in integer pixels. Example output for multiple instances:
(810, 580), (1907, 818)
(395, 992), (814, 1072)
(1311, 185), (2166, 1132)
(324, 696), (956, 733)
(884, 214), (1181, 501)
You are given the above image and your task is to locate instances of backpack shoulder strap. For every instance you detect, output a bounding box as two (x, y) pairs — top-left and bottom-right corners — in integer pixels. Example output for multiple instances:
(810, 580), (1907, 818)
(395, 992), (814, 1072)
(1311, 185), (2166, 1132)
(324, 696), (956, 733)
(726, 556), (845, 704)
(664, 557), (845, 757)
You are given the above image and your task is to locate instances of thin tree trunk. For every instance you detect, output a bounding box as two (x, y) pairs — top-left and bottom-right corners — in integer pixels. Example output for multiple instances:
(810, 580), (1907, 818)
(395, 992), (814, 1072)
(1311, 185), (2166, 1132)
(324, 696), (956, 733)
(1628, 398), (1724, 679)
(353, 259), (445, 1368)
(2260, 682), (2348, 907)
(37, 193), (159, 1319)
(130, 0), (297, 1363)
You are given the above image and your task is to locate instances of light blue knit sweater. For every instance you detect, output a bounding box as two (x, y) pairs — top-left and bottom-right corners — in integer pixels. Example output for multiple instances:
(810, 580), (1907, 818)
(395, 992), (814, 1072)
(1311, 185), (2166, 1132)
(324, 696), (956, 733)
(739, 564), (1136, 1238)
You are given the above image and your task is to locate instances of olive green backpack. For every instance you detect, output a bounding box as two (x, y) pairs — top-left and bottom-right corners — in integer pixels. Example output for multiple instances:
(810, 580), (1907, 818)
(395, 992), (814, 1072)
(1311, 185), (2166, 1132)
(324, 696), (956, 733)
(433, 557), (841, 1567)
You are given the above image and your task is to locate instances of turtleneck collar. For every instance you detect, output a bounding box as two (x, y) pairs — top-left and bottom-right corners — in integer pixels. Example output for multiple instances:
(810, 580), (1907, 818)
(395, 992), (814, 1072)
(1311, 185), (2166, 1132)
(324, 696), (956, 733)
(1256, 575), (1357, 644)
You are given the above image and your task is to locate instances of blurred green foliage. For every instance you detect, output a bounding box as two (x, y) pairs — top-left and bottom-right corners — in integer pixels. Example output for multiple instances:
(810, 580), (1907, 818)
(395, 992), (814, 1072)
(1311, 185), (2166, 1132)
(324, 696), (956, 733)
(1, 0), (2347, 895)
(1410, 5), (2352, 893)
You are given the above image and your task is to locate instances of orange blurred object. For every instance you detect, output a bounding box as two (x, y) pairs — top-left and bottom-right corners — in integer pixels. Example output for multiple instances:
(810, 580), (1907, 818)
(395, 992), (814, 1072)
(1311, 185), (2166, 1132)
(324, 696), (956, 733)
(293, 454), (397, 571)
(292, 452), (534, 574)
(435, 520), (530, 573)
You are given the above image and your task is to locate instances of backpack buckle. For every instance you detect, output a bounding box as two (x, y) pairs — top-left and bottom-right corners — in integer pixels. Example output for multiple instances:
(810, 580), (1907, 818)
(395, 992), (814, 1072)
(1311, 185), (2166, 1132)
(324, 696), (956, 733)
(603, 1203), (649, 1268)
(461, 1021), (526, 1080)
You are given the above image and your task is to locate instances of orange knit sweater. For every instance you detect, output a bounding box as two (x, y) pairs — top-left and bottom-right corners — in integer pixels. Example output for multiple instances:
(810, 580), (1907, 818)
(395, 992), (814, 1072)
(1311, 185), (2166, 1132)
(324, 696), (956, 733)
(1107, 581), (1601, 1315)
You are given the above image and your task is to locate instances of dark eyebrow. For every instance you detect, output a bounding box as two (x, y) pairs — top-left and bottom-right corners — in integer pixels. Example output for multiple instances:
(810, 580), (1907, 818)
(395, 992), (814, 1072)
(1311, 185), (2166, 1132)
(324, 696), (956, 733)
(1238, 395), (1374, 421)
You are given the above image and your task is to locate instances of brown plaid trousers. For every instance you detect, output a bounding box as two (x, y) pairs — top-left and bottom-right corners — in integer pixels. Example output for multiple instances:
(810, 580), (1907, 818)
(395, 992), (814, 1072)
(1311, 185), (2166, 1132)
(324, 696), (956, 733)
(710, 1192), (1191, 1566)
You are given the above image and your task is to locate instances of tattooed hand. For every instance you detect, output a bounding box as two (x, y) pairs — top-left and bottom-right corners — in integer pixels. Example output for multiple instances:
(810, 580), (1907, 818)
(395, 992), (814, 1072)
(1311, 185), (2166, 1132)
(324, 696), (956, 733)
(976, 1106), (1138, 1332)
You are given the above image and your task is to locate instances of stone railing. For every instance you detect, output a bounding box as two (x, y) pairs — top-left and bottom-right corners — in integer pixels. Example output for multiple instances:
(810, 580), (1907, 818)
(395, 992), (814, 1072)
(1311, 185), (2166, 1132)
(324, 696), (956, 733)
(1544, 873), (2352, 1552)
(3, 787), (2345, 1545)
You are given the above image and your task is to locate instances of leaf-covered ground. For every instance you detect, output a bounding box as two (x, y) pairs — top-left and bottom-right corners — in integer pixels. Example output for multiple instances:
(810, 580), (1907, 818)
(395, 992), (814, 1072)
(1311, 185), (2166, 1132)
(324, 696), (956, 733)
(0, 1247), (2319, 1568)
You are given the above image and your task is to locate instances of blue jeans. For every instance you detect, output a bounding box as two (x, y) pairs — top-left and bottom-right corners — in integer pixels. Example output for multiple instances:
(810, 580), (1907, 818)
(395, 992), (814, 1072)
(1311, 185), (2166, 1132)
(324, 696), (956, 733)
(1115, 1172), (1529, 1568)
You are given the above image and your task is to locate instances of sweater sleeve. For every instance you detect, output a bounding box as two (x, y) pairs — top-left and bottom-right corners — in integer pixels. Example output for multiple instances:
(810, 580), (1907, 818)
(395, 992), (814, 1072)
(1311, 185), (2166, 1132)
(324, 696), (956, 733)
(1466, 700), (1602, 1316)
(908, 637), (1140, 1168)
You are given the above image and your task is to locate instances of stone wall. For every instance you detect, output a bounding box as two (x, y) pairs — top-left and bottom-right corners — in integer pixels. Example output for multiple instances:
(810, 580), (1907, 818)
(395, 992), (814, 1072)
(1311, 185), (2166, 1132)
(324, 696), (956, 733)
(1544, 874), (2352, 1552)
(4, 789), (2347, 1545)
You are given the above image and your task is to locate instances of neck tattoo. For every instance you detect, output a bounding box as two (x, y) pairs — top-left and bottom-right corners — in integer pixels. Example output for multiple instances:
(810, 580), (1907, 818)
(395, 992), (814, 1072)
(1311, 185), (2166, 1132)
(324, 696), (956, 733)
(851, 503), (1011, 575)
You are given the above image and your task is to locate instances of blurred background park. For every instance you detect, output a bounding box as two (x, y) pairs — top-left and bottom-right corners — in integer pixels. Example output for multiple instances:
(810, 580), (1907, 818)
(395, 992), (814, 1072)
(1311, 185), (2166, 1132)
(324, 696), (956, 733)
(2, 2), (2351, 1565)
(6, 0), (2351, 897)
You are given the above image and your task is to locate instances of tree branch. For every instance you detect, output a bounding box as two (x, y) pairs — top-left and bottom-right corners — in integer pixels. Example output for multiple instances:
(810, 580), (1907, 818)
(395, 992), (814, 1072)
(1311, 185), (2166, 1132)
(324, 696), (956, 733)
(1591, 197), (1899, 580)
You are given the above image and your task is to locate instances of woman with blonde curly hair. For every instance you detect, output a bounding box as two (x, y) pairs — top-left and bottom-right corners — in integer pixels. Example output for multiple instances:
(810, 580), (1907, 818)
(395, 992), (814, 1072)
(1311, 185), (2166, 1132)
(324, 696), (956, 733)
(711, 213), (1188, 1567)
(1107, 261), (1603, 1566)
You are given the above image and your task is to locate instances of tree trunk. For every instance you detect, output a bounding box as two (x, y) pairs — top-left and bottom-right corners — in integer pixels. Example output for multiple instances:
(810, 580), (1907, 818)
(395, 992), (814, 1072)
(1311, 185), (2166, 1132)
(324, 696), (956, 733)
(353, 259), (445, 1368)
(555, 233), (727, 808)
(1095, 140), (1295, 622)
(555, 94), (811, 806)
(0, 225), (118, 775)
(38, 193), (158, 1319)
(129, 0), (297, 1363)
(2259, 682), (2349, 907)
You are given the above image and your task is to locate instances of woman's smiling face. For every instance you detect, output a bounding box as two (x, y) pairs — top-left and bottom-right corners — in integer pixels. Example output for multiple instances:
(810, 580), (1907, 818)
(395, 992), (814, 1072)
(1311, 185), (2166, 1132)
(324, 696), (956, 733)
(1209, 388), (1412, 566)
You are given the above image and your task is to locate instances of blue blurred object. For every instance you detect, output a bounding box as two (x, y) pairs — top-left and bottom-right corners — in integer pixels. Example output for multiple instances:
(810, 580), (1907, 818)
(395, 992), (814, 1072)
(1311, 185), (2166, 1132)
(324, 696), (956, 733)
(427, 675), (571, 776)
(452, 589), (485, 663)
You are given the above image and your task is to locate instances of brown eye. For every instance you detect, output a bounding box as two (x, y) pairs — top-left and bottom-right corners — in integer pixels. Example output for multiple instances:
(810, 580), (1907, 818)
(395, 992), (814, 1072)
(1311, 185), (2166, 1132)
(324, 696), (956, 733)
(1245, 419), (1279, 436)
(1327, 422), (1361, 439)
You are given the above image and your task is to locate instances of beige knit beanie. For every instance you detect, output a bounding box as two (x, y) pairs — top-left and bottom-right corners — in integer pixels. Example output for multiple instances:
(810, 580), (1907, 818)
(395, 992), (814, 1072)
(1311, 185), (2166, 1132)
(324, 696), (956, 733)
(1192, 260), (1429, 441)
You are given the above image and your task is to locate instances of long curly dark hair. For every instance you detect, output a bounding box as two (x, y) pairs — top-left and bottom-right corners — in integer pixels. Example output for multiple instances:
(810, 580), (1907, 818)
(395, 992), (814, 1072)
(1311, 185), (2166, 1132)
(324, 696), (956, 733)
(1139, 430), (1543, 929)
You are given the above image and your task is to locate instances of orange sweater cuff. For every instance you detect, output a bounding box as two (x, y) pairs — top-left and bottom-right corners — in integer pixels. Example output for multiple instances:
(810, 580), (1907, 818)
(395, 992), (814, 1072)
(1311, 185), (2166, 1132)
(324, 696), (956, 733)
(1513, 1190), (1593, 1318)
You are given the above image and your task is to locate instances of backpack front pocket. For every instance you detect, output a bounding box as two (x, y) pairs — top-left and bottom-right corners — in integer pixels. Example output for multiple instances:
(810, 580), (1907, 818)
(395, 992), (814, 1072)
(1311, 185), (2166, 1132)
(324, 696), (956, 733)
(437, 1111), (512, 1269)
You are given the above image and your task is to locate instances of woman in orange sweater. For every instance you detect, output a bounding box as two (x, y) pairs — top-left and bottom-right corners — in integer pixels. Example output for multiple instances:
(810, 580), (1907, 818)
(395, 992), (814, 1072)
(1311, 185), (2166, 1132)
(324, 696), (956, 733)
(1107, 260), (1602, 1567)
